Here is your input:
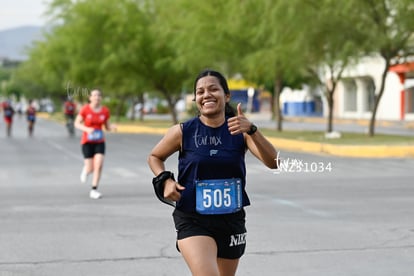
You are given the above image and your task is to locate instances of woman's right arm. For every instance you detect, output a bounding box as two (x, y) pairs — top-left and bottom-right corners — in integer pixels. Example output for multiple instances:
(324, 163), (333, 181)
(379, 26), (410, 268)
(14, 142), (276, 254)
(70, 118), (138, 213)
(147, 124), (182, 175)
(74, 114), (93, 133)
(147, 124), (185, 201)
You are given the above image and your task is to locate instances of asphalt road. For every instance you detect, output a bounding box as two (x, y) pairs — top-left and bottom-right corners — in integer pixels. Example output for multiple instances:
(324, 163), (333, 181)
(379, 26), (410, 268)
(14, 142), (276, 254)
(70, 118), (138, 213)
(1, 117), (414, 276)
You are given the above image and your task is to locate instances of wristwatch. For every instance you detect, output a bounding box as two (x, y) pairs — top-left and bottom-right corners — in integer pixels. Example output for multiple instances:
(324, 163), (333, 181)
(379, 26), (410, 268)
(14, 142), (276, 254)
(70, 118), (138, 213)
(247, 123), (257, 135)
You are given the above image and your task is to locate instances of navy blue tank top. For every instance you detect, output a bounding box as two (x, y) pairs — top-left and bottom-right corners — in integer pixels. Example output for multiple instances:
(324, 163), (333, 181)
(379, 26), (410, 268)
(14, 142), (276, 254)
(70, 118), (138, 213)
(177, 117), (251, 212)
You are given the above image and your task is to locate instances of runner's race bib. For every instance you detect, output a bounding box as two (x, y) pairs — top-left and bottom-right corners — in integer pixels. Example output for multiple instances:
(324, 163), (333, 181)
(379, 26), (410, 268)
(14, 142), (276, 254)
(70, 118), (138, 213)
(195, 178), (242, 215)
(4, 109), (13, 117)
(87, 129), (103, 141)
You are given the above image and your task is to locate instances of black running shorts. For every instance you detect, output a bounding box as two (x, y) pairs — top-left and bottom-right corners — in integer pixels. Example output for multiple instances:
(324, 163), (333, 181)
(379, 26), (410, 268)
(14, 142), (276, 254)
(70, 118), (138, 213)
(82, 142), (105, 158)
(173, 208), (247, 259)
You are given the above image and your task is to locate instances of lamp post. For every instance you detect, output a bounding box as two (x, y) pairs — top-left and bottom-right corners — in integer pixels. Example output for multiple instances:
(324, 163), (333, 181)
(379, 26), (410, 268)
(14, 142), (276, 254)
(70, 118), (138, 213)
(247, 87), (255, 113)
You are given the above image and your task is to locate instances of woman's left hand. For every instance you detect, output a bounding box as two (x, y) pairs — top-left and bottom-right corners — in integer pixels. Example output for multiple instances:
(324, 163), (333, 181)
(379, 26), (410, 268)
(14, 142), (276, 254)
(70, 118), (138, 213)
(227, 103), (252, 135)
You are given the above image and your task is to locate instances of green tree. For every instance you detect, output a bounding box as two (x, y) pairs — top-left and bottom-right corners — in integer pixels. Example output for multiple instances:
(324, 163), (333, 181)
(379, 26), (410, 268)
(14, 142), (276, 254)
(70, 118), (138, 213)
(298, 0), (366, 133)
(164, 0), (304, 131)
(12, 39), (65, 102)
(39, 0), (190, 123)
(234, 0), (311, 131)
(164, 0), (236, 74)
(351, 0), (414, 136)
(0, 68), (12, 96)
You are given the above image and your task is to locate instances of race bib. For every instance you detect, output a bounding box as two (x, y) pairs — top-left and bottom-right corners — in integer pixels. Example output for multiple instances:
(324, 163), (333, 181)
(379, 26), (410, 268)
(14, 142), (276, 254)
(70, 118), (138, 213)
(5, 109), (13, 117)
(195, 178), (242, 215)
(87, 129), (103, 141)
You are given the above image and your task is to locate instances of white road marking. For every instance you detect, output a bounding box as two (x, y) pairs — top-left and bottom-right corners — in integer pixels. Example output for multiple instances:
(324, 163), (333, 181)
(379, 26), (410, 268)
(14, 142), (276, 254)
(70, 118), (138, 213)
(44, 139), (81, 160)
(110, 167), (140, 178)
(272, 197), (333, 218)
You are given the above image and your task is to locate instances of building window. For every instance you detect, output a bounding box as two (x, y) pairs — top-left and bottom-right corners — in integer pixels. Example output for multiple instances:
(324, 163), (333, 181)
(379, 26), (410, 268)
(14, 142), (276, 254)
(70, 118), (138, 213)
(343, 79), (357, 112)
(364, 78), (376, 112)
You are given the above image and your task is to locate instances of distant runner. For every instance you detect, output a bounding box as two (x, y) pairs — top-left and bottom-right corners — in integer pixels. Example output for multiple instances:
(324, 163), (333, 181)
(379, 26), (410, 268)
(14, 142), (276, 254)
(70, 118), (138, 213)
(74, 89), (116, 199)
(64, 97), (77, 136)
(26, 99), (37, 137)
(2, 100), (15, 137)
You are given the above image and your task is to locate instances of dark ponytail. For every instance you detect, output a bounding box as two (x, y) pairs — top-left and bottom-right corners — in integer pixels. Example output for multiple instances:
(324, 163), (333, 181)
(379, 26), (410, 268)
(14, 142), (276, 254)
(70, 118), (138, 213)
(224, 102), (236, 117)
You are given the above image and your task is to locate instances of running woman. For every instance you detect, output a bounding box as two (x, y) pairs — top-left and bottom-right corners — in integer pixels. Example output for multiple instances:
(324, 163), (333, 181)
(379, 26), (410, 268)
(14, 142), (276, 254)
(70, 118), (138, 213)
(74, 89), (116, 199)
(148, 69), (278, 276)
(26, 99), (36, 137)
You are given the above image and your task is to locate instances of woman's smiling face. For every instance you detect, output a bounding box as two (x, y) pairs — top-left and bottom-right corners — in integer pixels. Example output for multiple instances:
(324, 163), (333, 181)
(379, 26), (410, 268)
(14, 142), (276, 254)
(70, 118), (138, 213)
(89, 89), (102, 105)
(195, 75), (230, 117)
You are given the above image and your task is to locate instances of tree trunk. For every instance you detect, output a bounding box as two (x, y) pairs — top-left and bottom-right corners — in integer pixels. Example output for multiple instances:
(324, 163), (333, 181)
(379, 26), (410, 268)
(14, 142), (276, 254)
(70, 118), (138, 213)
(169, 104), (178, 124)
(368, 57), (390, 137)
(130, 98), (140, 121)
(138, 94), (145, 122)
(327, 91), (334, 133)
(115, 98), (124, 123)
(164, 92), (178, 124)
(274, 76), (283, 131)
(270, 91), (275, 120)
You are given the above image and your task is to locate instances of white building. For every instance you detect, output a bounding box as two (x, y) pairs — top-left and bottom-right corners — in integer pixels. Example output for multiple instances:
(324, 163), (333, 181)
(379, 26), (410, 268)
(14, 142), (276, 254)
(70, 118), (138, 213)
(281, 56), (414, 121)
(335, 56), (414, 121)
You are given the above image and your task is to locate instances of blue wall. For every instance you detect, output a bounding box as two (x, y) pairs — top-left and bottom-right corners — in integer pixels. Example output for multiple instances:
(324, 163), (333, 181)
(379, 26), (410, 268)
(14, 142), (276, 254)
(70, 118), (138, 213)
(283, 101), (322, 116)
(230, 89), (260, 112)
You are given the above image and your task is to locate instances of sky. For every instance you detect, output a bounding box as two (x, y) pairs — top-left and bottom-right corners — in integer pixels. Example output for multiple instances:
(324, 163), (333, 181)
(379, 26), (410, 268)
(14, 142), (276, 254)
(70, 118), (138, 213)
(0, 0), (50, 31)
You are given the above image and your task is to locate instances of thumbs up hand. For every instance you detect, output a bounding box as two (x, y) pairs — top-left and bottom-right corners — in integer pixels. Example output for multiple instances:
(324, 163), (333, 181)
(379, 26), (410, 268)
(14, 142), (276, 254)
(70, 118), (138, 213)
(227, 103), (252, 135)
(237, 102), (244, 117)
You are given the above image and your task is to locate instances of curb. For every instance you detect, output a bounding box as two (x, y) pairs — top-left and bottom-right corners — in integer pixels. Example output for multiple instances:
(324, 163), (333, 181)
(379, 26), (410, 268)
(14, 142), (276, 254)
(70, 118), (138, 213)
(266, 137), (414, 158)
(116, 125), (168, 135)
(116, 124), (414, 158)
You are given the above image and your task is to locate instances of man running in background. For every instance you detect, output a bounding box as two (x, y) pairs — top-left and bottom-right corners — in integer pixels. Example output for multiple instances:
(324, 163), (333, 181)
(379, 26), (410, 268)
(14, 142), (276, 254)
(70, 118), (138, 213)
(64, 97), (77, 136)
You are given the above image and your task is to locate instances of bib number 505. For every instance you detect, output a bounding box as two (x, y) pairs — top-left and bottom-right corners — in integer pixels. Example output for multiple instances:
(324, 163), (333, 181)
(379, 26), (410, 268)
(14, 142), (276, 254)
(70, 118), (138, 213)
(195, 178), (242, 215)
(202, 188), (232, 208)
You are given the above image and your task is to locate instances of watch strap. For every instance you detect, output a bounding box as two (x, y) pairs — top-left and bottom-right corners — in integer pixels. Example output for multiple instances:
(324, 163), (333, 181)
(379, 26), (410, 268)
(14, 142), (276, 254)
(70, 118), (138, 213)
(152, 171), (176, 207)
(247, 124), (257, 135)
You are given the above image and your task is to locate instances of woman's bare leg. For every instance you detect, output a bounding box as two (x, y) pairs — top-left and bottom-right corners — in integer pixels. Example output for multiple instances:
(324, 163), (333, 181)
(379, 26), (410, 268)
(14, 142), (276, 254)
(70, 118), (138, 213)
(91, 153), (104, 188)
(178, 236), (220, 276)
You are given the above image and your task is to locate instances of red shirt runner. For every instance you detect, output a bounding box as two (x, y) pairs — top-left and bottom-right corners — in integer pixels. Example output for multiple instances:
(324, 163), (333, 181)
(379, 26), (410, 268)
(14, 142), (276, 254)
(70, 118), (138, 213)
(79, 104), (110, 144)
(64, 101), (77, 115)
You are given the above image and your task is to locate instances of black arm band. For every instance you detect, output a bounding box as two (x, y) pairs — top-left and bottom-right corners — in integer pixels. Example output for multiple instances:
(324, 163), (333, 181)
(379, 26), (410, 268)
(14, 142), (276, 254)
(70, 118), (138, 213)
(152, 171), (176, 207)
